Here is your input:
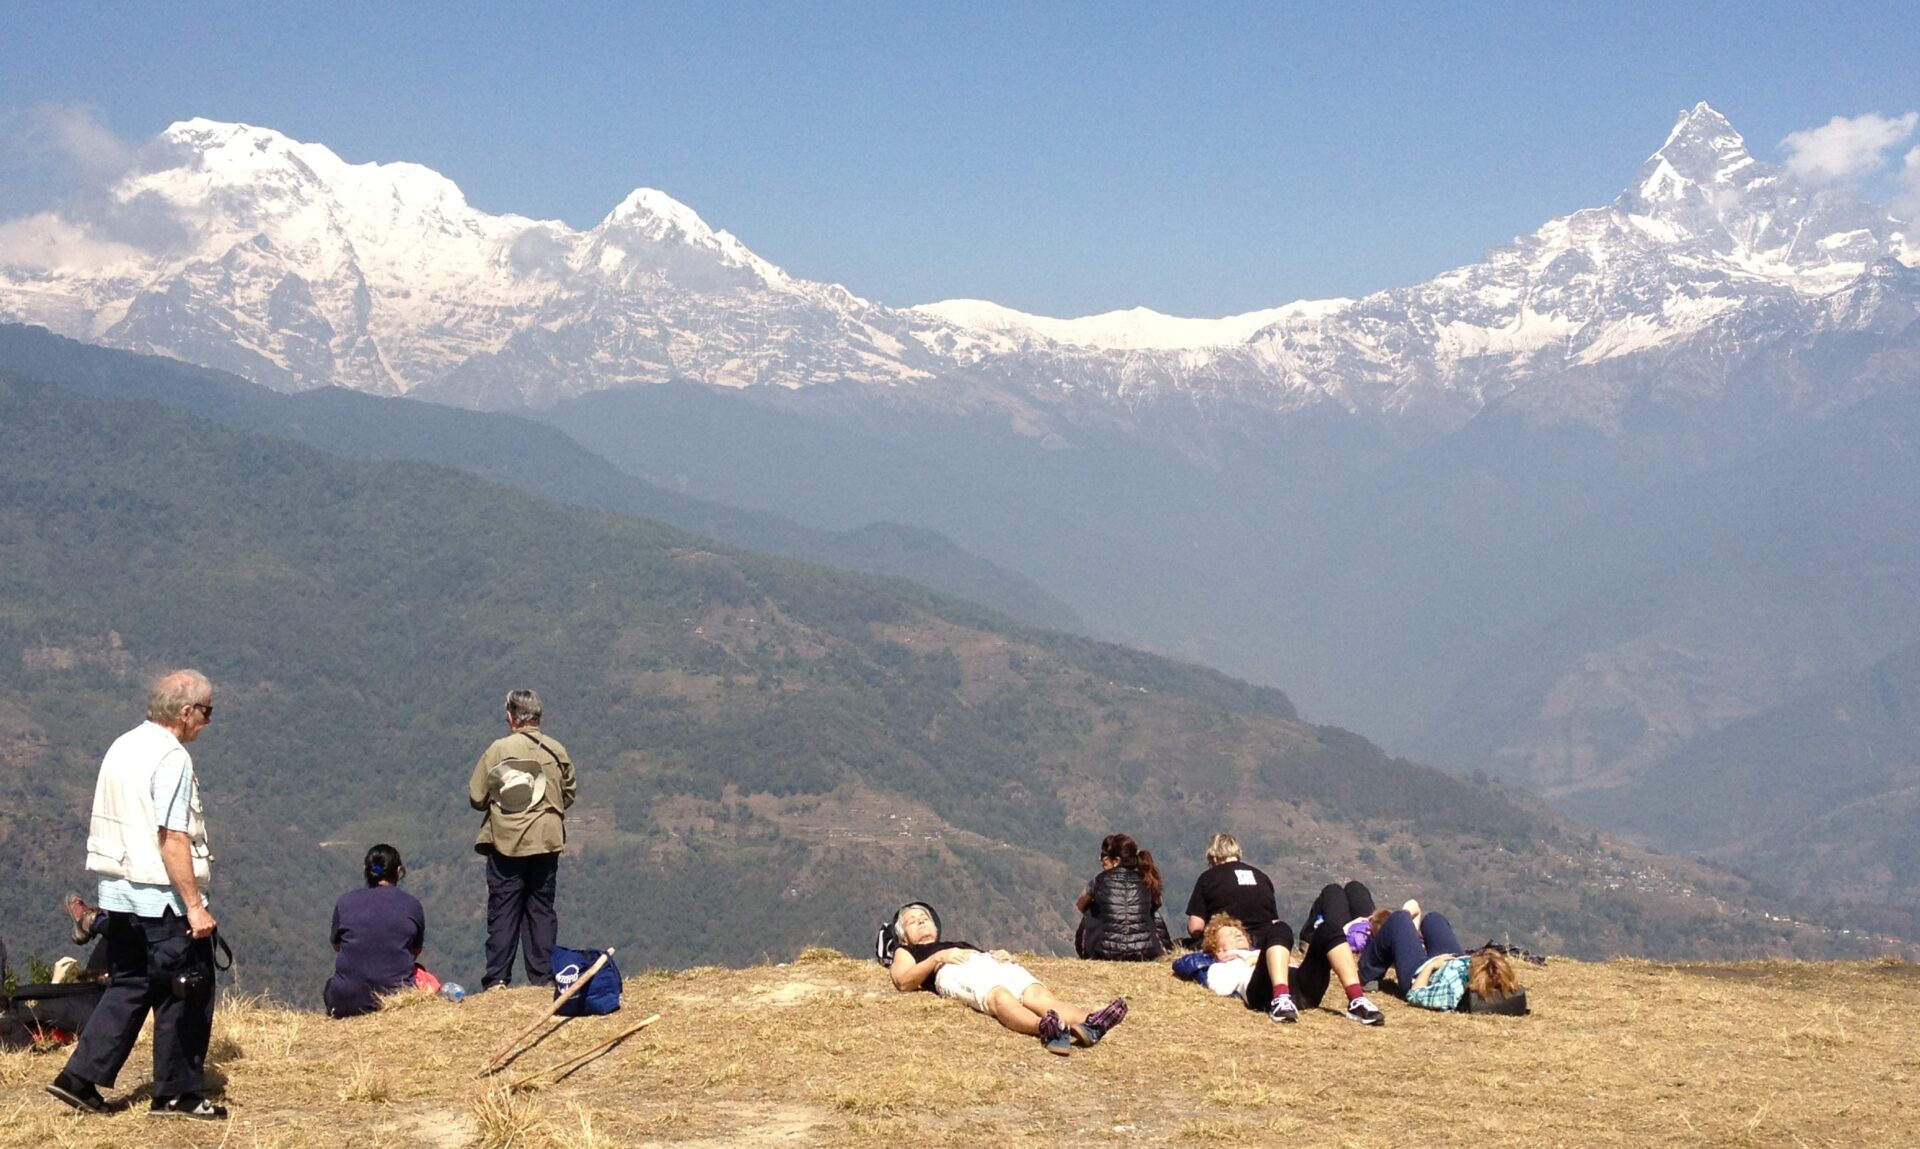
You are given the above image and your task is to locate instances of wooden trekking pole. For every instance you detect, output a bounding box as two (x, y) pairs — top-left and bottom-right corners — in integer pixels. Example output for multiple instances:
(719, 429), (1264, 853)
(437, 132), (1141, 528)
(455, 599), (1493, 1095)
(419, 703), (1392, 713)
(476, 948), (616, 1077)
(505, 1013), (661, 1091)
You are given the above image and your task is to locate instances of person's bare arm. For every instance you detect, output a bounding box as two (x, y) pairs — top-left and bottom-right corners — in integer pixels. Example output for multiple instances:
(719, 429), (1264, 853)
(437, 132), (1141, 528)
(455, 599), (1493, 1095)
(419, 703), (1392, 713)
(1187, 914), (1206, 937)
(1075, 889), (1093, 912)
(159, 829), (216, 939)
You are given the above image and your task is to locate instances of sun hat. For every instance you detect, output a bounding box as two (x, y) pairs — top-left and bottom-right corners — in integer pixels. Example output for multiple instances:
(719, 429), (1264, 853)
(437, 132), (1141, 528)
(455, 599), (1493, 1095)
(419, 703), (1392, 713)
(488, 759), (547, 814)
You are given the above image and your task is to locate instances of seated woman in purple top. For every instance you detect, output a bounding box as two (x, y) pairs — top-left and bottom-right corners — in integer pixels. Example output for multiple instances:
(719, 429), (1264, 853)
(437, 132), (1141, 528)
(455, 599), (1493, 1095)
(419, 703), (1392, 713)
(323, 844), (427, 1019)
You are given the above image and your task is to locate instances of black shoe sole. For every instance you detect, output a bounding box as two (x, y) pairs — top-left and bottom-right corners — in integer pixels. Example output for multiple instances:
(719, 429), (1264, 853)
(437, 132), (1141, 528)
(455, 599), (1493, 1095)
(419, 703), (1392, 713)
(46, 1081), (109, 1114)
(148, 1105), (228, 1120)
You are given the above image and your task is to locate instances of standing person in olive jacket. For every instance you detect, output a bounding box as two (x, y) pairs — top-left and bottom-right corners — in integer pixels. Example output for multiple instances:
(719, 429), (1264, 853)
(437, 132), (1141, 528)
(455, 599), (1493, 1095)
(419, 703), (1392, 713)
(468, 689), (576, 990)
(1074, 833), (1168, 961)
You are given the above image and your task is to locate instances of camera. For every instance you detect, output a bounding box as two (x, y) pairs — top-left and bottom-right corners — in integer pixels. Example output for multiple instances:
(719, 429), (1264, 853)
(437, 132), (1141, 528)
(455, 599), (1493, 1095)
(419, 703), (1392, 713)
(170, 966), (210, 1001)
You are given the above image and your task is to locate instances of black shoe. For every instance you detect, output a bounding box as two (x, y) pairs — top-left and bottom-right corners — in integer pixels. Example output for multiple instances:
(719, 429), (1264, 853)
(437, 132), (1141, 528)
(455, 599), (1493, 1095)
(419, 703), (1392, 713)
(46, 1071), (110, 1114)
(1345, 996), (1386, 1026)
(149, 1094), (227, 1120)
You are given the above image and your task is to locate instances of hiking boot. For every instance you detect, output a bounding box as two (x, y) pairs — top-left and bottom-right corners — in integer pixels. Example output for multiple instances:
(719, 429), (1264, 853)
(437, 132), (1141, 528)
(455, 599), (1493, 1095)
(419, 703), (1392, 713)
(63, 893), (103, 947)
(1345, 996), (1386, 1026)
(1037, 1010), (1072, 1056)
(46, 1071), (110, 1114)
(1085, 996), (1128, 1033)
(1267, 995), (1300, 1023)
(149, 1094), (227, 1120)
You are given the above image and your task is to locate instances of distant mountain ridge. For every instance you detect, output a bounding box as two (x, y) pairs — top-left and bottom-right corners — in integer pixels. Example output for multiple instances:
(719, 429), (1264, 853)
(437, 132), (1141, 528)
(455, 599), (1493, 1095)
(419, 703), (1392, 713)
(0, 324), (1081, 630)
(2, 105), (1914, 422)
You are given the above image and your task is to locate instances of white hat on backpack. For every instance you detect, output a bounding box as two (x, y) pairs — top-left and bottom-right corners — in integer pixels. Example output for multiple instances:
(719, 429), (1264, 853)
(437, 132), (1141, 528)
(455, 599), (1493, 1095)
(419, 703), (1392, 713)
(488, 760), (547, 814)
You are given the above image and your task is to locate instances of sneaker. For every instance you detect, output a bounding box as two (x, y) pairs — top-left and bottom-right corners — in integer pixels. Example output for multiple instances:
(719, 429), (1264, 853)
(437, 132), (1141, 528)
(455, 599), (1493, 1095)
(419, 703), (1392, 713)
(1037, 1010), (1072, 1056)
(1345, 996), (1386, 1026)
(1267, 995), (1300, 1024)
(149, 1094), (227, 1120)
(46, 1071), (110, 1114)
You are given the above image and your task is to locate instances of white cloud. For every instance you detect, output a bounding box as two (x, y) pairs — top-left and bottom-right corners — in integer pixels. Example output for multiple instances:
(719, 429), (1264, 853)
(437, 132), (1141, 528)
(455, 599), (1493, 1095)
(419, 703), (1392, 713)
(1780, 111), (1919, 183)
(30, 105), (139, 183)
(1894, 146), (1920, 223)
(1, 104), (139, 187)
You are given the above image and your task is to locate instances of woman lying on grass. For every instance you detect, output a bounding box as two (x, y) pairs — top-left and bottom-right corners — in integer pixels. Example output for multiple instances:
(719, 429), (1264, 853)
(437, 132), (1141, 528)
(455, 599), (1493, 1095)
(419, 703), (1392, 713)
(1179, 912), (1385, 1025)
(885, 903), (1128, 1055)
(1357, 899), (1525, 1014)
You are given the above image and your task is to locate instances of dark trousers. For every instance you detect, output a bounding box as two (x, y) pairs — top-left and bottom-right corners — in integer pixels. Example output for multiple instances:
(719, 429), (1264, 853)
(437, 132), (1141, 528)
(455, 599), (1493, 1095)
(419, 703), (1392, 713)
(1361, 909), (1463, 988)
(63, 909), (215, 1097)
(484, 849), (559, 987)
(1292, 881), (1377, 1007)
(1238, 920), (1297, 1011)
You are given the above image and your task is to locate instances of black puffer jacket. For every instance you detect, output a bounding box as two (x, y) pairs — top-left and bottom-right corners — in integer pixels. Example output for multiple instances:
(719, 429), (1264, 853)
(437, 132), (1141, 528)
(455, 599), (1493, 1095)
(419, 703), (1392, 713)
(1080, 867), (1165, 961)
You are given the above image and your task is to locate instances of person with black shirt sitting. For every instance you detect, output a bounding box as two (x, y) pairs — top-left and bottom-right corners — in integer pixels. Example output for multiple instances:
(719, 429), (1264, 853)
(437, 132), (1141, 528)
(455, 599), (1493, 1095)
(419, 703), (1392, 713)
(1183, 832), (1279, 943)
(885, 903), (1128, 1056)
(1074, 833), (1168, 961)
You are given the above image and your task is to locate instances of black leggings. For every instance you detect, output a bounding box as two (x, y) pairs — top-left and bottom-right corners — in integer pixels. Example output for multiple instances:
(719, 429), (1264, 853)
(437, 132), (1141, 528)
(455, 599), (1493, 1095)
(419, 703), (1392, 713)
(1289, 881), (1377, 1007)
(1238, 920), (1297, 1011)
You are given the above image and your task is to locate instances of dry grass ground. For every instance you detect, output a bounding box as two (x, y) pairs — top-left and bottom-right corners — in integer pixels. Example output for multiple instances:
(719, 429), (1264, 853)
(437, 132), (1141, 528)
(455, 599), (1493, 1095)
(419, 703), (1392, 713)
(1, 950), (1915, 1147)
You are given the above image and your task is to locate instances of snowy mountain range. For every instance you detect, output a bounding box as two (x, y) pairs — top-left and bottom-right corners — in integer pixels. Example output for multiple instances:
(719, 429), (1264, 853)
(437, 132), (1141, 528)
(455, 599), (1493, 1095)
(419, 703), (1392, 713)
(1, 103), (1916, 421)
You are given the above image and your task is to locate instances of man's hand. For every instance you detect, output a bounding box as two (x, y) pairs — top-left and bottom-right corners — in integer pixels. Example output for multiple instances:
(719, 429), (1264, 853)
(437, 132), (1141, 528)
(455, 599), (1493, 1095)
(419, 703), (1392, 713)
(186, 903), (217, 940)
(986, 949), (1013, 963)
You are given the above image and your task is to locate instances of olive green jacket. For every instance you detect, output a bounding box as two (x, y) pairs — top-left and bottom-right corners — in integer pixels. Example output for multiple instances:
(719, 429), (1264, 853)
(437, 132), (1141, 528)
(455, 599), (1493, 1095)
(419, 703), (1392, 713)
(468, 726), (577, 857)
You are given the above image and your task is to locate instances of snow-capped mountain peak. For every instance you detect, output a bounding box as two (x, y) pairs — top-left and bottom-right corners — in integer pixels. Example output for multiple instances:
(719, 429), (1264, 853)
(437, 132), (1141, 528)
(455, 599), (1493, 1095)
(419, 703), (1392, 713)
(1639, 101), (1755, 194)
(587, 187), (789, 290)
(1, 107), (1915, 421)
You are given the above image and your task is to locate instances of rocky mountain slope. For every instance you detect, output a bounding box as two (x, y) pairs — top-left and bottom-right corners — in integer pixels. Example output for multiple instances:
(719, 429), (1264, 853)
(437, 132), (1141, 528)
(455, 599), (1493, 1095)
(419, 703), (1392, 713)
(3, 105), (1914, 422)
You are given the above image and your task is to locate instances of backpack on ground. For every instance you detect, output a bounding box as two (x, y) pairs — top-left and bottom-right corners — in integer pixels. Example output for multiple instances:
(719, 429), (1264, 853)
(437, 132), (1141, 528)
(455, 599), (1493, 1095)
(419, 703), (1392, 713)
(873, 902), (941, 966)
(551, 946), (621, 1016)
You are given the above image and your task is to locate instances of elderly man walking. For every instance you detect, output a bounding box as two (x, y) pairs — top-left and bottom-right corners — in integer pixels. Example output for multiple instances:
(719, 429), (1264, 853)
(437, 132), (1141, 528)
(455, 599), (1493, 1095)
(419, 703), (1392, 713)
(48, 670), (227, 1120)
(468, 688), (577, 990)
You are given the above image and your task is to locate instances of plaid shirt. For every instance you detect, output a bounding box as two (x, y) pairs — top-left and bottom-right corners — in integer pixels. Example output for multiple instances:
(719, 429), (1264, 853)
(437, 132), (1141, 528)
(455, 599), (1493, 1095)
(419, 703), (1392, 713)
(1406, 955), (1470, 1011)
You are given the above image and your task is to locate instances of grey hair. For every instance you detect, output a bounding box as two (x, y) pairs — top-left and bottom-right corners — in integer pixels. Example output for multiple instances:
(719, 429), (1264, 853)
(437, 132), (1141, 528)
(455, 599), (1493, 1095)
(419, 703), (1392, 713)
(1205, 832), (1242, 863)
(147, 669), (212, 723)
(505, 688), (543, 725)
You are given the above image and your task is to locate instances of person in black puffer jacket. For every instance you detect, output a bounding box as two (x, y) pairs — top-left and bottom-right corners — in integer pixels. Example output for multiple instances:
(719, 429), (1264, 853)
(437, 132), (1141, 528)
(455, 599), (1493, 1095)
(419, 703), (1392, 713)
(1075, 834), (1168, 961)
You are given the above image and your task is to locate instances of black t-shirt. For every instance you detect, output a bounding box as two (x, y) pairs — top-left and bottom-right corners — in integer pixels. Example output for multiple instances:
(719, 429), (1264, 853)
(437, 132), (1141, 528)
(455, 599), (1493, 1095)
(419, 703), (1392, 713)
(1185, 862), (1278, 931)
(900, 940), (978, 992)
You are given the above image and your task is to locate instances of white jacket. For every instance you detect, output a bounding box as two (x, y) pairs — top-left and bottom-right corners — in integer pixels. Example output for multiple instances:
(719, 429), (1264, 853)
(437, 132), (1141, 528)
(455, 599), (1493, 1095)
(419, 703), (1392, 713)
(84, 721), (213, 889)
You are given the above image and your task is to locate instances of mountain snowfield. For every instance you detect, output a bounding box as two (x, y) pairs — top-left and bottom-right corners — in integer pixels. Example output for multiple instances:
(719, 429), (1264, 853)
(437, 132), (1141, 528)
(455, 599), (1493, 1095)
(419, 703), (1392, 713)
(0, 102), (1915, 417)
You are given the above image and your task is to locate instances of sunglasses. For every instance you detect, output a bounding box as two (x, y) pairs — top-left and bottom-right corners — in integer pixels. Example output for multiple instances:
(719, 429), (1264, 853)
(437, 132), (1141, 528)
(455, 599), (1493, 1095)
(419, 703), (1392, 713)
(188, 703), (213, 719)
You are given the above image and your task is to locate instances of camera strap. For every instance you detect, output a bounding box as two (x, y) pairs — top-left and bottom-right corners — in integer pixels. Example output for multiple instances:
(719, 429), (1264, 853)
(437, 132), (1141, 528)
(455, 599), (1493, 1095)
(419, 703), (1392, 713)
(211, 930), (233, 972)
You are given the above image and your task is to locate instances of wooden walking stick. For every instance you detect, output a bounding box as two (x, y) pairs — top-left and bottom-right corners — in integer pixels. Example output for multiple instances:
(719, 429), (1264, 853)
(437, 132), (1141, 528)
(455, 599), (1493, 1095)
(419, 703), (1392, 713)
(505, 1013), (661, 1091)
(477, 948), (616, 1077)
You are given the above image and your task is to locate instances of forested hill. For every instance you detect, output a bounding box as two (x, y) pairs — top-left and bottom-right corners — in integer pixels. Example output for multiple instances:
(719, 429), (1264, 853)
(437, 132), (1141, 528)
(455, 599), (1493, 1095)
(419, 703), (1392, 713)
(0, 368), (1874, 1000)
(0, 323), (1082, 632)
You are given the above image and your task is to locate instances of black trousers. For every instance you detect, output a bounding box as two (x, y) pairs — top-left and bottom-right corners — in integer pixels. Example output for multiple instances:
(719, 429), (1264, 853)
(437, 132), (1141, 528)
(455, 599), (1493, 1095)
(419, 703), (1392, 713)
(1291, 881), (1378, 1007)
(1239, 919), (1297, 1011)
(484, 849), (559, 987)
(63, 909), (215, 1097)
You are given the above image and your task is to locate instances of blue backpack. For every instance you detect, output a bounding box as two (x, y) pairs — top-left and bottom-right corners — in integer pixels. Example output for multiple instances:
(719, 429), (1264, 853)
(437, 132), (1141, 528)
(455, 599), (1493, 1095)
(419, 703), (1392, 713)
(551, 946), (621, 1016)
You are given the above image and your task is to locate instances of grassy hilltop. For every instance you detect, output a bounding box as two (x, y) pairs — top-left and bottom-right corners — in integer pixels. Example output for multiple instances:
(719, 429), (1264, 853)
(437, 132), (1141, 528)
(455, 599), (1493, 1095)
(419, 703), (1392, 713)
(2, 950), (1917, 1147)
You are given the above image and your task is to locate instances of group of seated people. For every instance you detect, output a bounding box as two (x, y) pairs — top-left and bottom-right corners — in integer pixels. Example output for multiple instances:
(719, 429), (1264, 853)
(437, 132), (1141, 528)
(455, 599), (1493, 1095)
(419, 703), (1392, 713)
(884, 830), (1527, 1051)
(89, 825), (1515, 1036)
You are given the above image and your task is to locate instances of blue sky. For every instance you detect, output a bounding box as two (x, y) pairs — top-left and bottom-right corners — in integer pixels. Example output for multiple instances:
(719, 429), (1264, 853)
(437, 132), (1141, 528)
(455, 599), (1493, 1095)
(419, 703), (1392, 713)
(3, 2), (1916, 317)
